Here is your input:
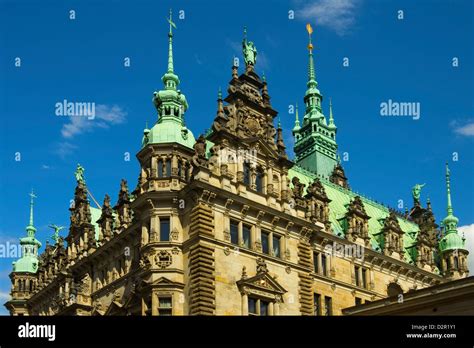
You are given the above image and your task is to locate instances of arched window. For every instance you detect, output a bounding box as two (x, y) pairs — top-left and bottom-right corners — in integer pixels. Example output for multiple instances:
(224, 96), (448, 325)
(454, 256), (459, 269)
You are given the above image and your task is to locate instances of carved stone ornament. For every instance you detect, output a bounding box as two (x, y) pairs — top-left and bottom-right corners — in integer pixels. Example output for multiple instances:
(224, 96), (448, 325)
(155, 250), (172, 269)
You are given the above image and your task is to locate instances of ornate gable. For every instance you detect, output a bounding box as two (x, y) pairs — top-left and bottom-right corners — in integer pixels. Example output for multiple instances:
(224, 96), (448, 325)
(209, 34), (286, 162)
(236, 258), (286, 300)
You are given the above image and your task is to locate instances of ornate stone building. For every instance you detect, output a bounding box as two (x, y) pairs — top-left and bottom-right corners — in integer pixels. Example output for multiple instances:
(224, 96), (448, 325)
(5, 17), (469, 316)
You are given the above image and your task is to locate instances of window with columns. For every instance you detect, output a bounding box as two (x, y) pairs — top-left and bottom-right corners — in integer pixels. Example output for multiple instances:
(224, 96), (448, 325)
(228, 219), (254, 249)
(313, 251), (329, 276)
(248, 296), (269, 316)
(261, 229), (282, 258)
(354, 264), (369, 289)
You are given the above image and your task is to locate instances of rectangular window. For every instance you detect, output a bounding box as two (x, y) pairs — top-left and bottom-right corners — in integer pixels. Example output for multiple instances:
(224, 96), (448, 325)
(255, 171), (263, 193)
(354, 265), (360, 287)
(248, 297), (257, 316)
(321, 254), (327, 276)
(314, 252), (319, 273)
(242, 224), (251, 248)
(261, 231), (270, 254)
(314, 293), (321, 316)
(158, 297), (172, 316)
(324, 296), (332, 316)
(355, 297), (362, 306)
(244, 164), (251, 186)
(362, 268), (367, 289)
(272, 235), (281, 258)
(158, 161), (163, 178)
(160, 218), (170, 241)
(248, 297), (270, 316)
(260, 300), (269, 316)
(165, 160), (171, 177)
(230, 220), (239, 245)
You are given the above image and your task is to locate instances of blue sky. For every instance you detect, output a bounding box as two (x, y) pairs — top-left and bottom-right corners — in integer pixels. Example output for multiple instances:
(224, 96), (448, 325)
(0, 0), (473, 314)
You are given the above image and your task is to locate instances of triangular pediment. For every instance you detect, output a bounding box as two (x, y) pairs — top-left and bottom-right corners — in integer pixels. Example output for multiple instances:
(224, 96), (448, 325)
(104, 300), (125, 316)
(242, 137), (279, 159)
(237, 271), (286, 296)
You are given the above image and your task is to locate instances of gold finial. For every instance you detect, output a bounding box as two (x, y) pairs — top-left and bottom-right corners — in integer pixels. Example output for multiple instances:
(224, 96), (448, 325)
(306, 23), (314, 51)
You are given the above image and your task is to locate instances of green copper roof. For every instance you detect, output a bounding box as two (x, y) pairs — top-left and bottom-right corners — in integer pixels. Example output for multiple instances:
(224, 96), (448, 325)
(293, 27), (338, 178)
(147, 9), (195, 149)
(289, 165), (420, 265)
(12, 191), (42, 273)
(439, 163), (466, 252)
(143, 121), (195, 149)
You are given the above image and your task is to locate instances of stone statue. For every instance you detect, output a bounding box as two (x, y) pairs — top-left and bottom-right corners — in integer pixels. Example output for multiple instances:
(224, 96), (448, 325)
(75, 163), (85, 184)
(291, 177), (305, 200)
(412, 183), (425, 205)
(192, 135), (208, 167)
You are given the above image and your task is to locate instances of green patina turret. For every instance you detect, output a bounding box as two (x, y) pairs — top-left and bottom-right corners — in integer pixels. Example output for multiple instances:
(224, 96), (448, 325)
(145, 9), (195, 149)
(12, 191), (42, 273)
(293, 24), (338, 179)
(437, 163), (469, 279)
(439, 164), (466, 252)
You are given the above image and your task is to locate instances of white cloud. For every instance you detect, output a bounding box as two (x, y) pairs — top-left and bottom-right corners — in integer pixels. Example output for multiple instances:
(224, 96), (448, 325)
(298, 0), (360, 36)
(0, 291), (11, 301)
(225, 38), (241, 55)
(458, 224), (474, 271)
(453, 122), (474, 137)
(61, 104), (127, 139)
(54, 141), (78, 159)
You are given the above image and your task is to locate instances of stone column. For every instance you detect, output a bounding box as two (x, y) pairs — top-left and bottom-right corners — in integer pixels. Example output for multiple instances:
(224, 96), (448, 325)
(268, 302), (274, 316)
(241, 292), (248, 316)
(171, 154), (178, 176)
(274, 300), (280, 315)
(151, 157), (157, 178)
(267, 163), (273, 194)
(151, 292), (158, 315)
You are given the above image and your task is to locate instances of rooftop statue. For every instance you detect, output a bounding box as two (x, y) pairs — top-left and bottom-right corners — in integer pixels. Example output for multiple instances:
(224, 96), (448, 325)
(48, 224), (65, 245)
(242, 27), (257, 66)
(412, 183), (425, 205)
(75, 163), (86, 184)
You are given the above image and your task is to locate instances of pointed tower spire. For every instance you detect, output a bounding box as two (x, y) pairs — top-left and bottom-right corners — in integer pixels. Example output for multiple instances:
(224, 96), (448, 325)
(328, 98), (336, 129)
(439, 163), (469, 278)
(26, 189), (37, 237)
(443, 162), (459, 234)
(304, 23), (322, 118)
(293, 23), (338, 178)
(166, 8), (176, 75)
(12, 191), (42, 273)
(151, 7), (193, 149)
(294, 103), (300, 129)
